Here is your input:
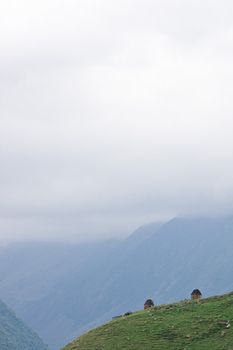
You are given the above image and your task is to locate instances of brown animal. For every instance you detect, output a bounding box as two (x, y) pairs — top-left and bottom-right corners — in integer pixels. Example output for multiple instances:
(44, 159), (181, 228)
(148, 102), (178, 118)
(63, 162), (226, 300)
(144, 299), (154, 309)
(191, 289), (202, 300)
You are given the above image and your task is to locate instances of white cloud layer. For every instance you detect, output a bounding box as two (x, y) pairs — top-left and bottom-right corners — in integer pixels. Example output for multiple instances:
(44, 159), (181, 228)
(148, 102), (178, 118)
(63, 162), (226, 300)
(1, 0), (233, 242)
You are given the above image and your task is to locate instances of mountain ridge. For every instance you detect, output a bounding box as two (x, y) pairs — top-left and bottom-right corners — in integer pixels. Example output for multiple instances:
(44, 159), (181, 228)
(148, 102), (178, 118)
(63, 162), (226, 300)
(0, 297), (49, 350)
(1, 216), (233, 349)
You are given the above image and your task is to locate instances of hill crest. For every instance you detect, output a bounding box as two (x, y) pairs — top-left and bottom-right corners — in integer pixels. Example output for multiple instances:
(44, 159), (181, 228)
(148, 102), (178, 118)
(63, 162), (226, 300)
(62, 291), (233, 350)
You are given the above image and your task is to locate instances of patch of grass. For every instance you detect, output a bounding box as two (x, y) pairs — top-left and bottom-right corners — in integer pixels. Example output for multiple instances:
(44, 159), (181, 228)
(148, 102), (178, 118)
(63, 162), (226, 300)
(62, 292), (233, 350)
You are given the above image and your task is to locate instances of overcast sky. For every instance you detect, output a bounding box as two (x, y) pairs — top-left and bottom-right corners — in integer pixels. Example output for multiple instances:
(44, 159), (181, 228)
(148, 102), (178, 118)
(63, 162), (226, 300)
(1, 0), (233, 243)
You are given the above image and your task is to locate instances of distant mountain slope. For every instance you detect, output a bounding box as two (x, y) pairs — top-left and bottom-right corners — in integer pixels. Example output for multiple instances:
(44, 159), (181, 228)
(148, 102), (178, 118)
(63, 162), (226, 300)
(101, 216), (233, 309)
(62, 291), (233, 350)
(0, 240), (119, 350)
(0, 298), (48, 350)
(0, 217), (233, 349)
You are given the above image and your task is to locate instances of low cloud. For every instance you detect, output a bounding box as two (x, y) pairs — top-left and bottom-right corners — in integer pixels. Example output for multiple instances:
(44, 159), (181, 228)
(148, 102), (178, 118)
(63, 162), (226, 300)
(1, 0), (233, 242)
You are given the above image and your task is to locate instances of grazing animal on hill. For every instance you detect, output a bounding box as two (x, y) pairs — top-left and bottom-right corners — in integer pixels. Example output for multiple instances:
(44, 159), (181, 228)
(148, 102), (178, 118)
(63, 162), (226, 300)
(144, 299), (154, 309)
(191, 289), (202, 300)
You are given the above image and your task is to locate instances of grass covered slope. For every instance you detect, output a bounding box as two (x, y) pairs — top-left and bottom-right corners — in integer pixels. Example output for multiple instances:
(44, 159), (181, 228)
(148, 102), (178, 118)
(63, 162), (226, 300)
(62, 292), (233, 350)
(0, 299), (49, 350)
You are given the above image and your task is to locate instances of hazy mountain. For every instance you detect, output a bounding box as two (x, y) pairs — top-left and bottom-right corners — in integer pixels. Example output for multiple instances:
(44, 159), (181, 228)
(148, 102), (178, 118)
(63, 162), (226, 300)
(0, 298), (49, 350)
(0, 240), (118, 349)
(0, 217), (233, 349)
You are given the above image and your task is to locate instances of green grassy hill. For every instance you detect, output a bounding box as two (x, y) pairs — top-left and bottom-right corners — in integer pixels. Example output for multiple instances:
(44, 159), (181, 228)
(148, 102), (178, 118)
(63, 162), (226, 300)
(62, 292), (233, 350)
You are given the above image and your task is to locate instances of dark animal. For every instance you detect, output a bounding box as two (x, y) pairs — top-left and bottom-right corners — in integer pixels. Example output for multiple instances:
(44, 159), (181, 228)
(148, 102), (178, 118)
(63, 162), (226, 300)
(191, 289), (202, 300)
(144, 299), (154, 309)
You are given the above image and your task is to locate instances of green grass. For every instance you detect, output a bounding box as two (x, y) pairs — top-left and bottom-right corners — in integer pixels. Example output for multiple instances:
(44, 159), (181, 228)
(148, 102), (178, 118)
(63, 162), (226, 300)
(62, 292), (233, 350)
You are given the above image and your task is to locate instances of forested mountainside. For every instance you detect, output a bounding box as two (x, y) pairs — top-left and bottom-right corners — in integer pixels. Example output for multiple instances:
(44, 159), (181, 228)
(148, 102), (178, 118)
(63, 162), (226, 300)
(0, 298), (49, 350)
(0, 217), (233, 349)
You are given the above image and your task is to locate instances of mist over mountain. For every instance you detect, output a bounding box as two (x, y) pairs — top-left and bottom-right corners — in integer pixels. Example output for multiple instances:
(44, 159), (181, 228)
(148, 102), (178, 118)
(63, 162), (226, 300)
(1, 1), (233, 348)
(1, 0), (233, 244)
(1, 216), (233, 349)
